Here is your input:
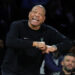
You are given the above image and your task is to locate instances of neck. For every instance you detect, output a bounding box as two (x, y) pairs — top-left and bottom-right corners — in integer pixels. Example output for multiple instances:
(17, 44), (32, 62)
(28, 21), (41, 30)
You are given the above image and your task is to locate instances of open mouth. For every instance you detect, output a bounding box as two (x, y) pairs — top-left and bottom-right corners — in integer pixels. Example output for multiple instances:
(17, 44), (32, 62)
(32, 17), (39, 22)
(67, 65), (72, 69)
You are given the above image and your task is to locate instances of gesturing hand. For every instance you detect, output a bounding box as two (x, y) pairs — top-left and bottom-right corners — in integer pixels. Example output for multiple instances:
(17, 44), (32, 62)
(33, 41), (47, 51)
(42, 45), (57, 54)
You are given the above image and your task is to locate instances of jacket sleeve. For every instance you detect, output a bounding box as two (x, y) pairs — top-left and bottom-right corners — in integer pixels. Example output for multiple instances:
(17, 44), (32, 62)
(54, 30), (72, 53)
(6, 21), (33, 49)
(47, 26), (72, 53)
(45, 53), (62, 72)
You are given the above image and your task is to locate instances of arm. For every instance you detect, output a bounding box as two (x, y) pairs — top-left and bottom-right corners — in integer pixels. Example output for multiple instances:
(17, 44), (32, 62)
(45, 53), (62, 72)
(6, 21), (33, 49)
(6, 21), (47, 51)
(54, 30), (72, 53)
(46, 26), (72, 53)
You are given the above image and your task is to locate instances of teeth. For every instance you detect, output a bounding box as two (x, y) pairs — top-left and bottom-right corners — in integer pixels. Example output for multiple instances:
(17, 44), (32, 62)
(32, 17), (39, 21)
(32, 19), (38, 22)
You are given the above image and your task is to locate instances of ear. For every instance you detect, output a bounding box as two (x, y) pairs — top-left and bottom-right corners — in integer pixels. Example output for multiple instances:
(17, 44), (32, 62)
(28, 12), (30, 18)
(28, 11), (31, 18)
(43, 16), (46, 23)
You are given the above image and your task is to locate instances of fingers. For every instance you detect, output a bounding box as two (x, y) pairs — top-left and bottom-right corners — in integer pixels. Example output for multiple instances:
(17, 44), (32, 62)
(33, 41), (46, 50)
(46, 45), (57, 52)
(33, 41), (57, 54)
(42, 45), (57, 54)
(37, 42), (47, 50)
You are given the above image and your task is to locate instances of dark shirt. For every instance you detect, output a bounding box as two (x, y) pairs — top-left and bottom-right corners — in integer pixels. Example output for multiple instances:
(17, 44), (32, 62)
(2, 20), (72, 75)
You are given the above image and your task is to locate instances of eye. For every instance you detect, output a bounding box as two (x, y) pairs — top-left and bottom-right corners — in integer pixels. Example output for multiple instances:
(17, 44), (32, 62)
(66, 59), (70, 62)
(32, 10), (37, 14)
(39, 13), (44, 16)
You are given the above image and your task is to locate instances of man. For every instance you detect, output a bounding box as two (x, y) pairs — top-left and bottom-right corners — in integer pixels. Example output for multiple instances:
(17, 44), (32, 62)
(61, 53), (75, 75)
(1, 5), (72, 75)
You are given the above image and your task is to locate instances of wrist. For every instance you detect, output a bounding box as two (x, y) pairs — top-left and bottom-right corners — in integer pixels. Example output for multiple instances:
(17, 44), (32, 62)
(52, 45), (57, 51)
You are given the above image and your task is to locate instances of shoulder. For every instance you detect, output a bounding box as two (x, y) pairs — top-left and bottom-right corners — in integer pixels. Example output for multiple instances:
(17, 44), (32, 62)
(43, 23), (59, 33)
(11, 20), (27, 25)
(10, 20), (28, 28)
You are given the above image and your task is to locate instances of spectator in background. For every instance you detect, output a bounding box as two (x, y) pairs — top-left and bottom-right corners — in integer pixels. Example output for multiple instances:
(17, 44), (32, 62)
(60, 53), (75, 75)
(45, 53), (75, 75)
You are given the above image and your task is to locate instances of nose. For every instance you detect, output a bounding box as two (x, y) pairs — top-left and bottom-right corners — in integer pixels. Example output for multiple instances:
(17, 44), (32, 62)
(35, 13), (39, 16)
(69, 61), (74, 66)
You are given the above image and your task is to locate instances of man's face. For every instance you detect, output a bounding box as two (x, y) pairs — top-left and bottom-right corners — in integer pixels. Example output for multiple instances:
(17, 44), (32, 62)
(28, 6), (45, 27)
(62, 56), (75, 72)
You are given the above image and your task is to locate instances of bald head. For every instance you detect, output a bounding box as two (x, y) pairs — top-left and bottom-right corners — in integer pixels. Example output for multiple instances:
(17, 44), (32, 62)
(31, 5), (46, 15)
(28, 4), (46, 30)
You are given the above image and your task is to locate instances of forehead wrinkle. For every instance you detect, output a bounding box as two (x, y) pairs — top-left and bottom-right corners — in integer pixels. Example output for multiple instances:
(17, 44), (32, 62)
(31, 5), (46, 15)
